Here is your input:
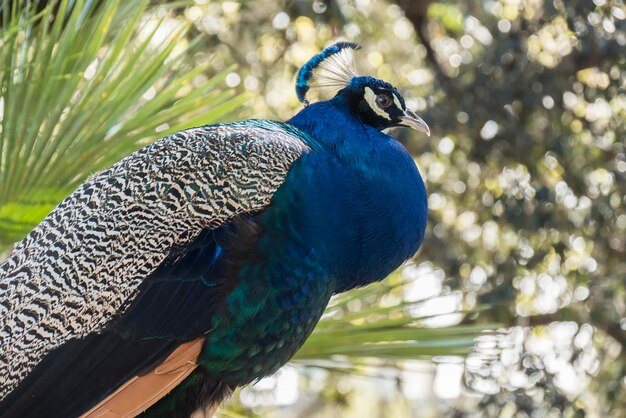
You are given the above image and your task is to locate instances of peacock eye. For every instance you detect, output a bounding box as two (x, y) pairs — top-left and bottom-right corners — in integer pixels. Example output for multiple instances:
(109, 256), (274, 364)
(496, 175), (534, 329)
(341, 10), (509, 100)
(375, 94), (393, 108)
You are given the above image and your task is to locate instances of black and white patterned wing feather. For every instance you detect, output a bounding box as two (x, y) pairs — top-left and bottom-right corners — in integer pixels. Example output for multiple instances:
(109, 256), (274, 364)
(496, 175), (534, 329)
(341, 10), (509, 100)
(0, 121), (309, 399)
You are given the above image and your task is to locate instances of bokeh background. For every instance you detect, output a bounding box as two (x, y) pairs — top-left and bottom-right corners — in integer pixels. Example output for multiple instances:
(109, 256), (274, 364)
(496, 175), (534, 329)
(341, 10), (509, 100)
(0, 0), (624, 417)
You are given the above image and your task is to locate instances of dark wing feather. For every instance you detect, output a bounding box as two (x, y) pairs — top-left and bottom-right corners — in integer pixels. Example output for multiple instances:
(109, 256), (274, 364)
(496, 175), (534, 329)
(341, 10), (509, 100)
(114, 216), (262, 341)
(1, 216), (262, 417)
(1, 331), (178, 418)
(0, 121), (309, 404)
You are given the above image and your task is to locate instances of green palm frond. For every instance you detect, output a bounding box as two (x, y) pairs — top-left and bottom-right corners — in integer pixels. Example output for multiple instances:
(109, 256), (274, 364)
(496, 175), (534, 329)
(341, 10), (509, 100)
(0, 0), (246, 247)
(294, 274), (499, 367)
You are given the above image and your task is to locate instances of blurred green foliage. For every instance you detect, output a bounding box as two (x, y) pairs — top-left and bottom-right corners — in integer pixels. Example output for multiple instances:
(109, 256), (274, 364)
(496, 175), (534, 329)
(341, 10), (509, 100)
(0, 0), (247, 246)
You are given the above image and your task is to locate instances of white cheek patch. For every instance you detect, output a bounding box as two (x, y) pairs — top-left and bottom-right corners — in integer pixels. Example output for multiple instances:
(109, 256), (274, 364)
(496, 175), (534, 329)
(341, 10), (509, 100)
(364, 87), (391, 120)
(392, 94), (403, 111)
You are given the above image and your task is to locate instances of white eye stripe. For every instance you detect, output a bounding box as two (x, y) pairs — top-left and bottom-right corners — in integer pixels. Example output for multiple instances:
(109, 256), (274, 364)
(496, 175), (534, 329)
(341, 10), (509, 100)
(392, 94), (403, 111)
(364, 87), (391, 120)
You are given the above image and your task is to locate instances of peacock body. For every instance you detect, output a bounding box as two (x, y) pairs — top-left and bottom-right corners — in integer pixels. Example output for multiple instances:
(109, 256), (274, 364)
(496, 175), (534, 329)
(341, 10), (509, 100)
(0, 43), (430, 417)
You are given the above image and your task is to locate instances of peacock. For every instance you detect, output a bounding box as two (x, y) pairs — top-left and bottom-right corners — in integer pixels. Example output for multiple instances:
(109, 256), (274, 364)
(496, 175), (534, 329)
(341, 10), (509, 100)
(0, 42), (430, 417)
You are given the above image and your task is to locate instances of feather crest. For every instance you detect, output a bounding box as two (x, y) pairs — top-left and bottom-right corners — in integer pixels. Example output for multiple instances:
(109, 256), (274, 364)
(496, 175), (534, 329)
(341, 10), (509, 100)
(296, 42), (360, 105)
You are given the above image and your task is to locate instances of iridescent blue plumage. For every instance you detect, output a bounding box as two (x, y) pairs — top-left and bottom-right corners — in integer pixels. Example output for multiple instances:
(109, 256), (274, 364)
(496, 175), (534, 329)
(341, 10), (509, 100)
(0, 43), (430, 418)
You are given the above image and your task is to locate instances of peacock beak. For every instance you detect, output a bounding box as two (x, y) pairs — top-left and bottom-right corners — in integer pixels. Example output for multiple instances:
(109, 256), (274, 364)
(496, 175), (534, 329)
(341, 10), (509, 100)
(399, 109), (430, 137)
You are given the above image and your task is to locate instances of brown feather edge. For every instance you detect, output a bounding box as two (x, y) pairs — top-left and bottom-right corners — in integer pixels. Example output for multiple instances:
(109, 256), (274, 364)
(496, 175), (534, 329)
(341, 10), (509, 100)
(80, 337), (206, 418)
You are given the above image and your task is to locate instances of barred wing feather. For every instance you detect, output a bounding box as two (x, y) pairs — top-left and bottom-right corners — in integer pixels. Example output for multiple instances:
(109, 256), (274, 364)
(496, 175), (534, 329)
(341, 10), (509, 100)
(0, 120), (309, 399)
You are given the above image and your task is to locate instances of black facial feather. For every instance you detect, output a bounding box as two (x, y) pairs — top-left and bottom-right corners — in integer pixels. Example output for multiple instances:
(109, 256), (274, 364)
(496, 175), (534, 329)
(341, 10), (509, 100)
(336, 76), (408, 131)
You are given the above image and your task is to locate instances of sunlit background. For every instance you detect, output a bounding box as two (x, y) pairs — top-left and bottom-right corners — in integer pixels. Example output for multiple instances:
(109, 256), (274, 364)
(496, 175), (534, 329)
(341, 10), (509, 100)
(0, 0), (624, 417)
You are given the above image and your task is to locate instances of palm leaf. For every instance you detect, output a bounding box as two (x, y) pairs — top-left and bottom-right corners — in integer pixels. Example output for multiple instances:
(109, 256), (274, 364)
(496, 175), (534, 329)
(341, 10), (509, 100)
(0, 0), (246, 248)
(294, 273), (500, 367)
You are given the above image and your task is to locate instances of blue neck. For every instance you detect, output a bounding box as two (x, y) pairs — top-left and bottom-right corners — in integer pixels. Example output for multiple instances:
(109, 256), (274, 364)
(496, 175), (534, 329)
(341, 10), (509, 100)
(285, 99), (428, 292)
(287, 98), (381, 166)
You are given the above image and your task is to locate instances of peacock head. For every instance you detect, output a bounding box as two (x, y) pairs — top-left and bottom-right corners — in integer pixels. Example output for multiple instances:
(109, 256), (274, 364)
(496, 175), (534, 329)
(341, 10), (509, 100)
(295, 42), (430, 136)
